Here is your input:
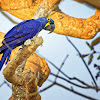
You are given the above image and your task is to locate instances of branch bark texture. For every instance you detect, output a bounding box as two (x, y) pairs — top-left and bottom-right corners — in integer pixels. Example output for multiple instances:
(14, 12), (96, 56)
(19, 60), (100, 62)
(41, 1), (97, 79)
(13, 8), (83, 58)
(75, 0), (100, 10)
(0, 31), (50, 100)
(1, 0), (100, 39)
(2, 36), (46, 100)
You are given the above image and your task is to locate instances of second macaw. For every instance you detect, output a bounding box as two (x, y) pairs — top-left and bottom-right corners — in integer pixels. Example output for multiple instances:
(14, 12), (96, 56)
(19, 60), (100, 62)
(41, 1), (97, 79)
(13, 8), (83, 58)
(0, 17), (55, 70)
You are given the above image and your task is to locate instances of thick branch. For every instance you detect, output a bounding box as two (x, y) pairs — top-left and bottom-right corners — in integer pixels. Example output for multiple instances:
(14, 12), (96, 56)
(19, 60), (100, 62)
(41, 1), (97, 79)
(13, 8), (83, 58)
(49, 10), (100, 39)
(32, 0), (61, 19)
(3, 37), (43, 83)
(1, 0), (100, 39)
(75, 0), (100, 10)
(2, 37), (43, 100)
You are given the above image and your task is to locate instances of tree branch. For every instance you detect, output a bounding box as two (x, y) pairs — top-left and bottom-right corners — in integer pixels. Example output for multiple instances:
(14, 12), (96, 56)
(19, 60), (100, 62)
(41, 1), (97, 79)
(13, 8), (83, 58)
(55, 82), (98, 100)
(3, 37), (43, 83)
(32, 0), (61, 19)
(37, 53), (100, 91)
(50, 72), (100, 91)
(1, 0), (100, 39)
(37, 53), (71, 79)
(75, 0), (100, 10)
(40, 78), (98, 100)
(54, 54), (69, 81)
(66, 36), (98, 91)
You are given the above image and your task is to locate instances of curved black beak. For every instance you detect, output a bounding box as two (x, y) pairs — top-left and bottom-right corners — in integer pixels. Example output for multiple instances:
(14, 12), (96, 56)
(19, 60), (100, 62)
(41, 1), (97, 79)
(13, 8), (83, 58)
(44, 22), (55, 33)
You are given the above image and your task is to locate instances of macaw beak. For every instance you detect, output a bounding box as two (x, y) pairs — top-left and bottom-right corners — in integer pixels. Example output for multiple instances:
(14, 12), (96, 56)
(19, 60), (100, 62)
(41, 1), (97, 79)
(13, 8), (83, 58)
(44, 22), (55, 33)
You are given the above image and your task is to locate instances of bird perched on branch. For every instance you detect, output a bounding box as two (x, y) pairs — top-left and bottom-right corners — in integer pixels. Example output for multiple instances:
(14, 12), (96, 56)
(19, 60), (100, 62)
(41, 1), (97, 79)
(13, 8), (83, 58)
(0, 17), (55, 70)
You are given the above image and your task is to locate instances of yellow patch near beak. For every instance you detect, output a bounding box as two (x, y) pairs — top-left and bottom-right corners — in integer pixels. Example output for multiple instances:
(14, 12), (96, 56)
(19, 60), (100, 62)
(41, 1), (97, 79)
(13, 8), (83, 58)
(44, 22), (50, 28)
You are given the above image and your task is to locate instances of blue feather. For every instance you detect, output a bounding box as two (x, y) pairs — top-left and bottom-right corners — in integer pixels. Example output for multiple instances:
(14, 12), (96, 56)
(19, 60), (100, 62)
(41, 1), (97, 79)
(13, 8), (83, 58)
(4, 19), (41, 39)
(2, 33), (29, 44)
(0, 17), (55, 70)
(0, 49), (11, 70)
(0, 34), (31, 51)
(5, 46), (13, 64)
(0, 19), (42, 70)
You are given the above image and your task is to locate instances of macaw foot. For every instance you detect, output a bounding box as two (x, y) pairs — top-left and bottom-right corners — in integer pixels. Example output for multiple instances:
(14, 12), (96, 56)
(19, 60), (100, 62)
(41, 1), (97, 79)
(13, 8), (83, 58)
(24, 39), (32, 46)
(19, 44), (25, 50)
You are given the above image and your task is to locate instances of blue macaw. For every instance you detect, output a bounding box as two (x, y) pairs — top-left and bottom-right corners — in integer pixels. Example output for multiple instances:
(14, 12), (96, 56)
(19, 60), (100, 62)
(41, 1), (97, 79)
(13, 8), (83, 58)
(0, 17), (55, 70)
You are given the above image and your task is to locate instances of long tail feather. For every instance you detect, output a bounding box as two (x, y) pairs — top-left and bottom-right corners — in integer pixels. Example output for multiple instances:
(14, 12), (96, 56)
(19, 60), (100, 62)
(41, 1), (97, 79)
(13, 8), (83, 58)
(0, 49), (11, 70)
(5, 46), (13, 64)
(0, 34), (30, 70)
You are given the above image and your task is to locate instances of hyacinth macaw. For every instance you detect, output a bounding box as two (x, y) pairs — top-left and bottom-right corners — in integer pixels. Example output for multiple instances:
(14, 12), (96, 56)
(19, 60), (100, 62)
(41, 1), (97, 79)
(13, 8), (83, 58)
(0, 17), (55, 70)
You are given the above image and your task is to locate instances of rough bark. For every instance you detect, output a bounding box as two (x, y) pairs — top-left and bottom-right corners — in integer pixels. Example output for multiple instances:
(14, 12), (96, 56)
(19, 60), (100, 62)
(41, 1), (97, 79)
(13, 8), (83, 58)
(1, 0), (100, 39)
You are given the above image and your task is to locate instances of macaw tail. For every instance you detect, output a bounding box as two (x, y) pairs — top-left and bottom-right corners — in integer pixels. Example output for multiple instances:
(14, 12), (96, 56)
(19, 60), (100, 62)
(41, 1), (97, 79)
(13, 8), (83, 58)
(0, 48), (12, 70)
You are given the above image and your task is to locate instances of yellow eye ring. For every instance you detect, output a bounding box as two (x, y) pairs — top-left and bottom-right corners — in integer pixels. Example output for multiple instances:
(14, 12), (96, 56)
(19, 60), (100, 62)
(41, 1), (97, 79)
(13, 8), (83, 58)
(47, 18), (50, 21)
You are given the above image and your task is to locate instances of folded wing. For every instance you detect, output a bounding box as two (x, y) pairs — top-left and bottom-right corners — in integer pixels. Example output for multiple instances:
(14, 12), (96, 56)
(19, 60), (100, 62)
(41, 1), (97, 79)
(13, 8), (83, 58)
(0, 19), (41, 70)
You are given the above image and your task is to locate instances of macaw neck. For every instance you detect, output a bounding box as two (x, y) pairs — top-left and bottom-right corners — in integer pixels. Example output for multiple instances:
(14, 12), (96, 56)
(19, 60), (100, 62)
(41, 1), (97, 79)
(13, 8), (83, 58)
(36, 18), (46, 30)
(40, 24), (45, 31)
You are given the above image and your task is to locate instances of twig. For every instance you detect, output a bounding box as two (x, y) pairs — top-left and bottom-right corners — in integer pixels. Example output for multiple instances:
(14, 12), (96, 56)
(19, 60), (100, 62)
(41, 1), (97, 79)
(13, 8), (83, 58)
(37, 53), (71, 79)
(77, 51), (100, 58)
(0, 81), (12, 89)
(54, 54), (69, 81)
(50, 72), (100, 91)
(51, 73), (88, 89)
(4, 80), (12, 89)
(37, 53), (100, 91)
(39, 83), (54, 93)
(55, 82), (98, 100)
(0, 81), (5, 87)
(1, 10), (18, 24)
(66, 36), (98, 91)
(39, 78), (98, 100)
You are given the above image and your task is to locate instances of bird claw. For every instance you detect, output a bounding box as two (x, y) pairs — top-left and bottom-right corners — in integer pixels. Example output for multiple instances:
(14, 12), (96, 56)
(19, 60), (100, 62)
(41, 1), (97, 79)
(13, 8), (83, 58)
(24, 39), (32, 46)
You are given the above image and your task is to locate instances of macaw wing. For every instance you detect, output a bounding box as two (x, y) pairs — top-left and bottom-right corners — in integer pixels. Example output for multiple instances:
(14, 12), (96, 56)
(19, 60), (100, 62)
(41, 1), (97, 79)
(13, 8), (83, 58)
(4, 20), (29, 39)
(1, 19), (42, 51)
(0, 19), (42, 70)
(3, 19), (41, 43)
(4, 19), (41, 39)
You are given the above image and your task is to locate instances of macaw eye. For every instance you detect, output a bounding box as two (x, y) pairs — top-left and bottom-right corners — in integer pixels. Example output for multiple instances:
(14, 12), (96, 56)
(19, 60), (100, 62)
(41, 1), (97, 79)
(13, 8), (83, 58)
(47, 18), (50, 21)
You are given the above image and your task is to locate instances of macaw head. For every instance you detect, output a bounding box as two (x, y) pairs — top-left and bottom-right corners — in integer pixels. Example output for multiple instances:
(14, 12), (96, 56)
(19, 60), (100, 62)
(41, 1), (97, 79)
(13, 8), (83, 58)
(37, 17), (55, 33)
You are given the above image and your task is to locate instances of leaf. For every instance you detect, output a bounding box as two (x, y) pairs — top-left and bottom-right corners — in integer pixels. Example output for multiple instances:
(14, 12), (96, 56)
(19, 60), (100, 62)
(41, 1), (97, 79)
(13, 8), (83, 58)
(86, 42), (92, 50)
(95, 71), (100, 80)
(80, 54), (89, 58)
(97, 55), (100, 60)
(94, 64), (100, 70)
(88, 54), (93, 65)
(94, 64), (97, 67)
(91, 37), (100, 48)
